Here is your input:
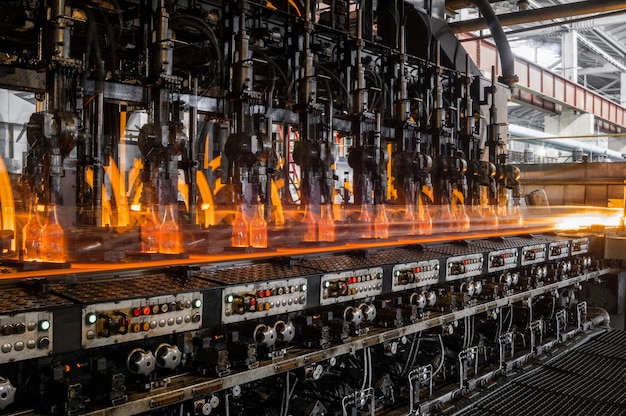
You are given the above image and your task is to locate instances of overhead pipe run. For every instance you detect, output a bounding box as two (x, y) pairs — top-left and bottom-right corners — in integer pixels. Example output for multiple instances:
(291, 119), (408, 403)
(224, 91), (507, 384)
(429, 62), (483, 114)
(449, 0), (626, 33)
(508, 124), (626, 162)
(468, 0), (518, 86)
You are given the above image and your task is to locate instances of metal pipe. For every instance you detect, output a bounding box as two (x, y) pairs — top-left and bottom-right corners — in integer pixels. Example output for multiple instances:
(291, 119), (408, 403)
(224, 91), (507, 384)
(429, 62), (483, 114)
(468, 0), (517, 85)
(450, 0), (626, 34)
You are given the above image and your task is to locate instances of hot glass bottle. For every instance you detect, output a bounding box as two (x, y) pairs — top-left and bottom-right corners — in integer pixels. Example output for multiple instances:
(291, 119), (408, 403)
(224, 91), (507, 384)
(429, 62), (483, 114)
(374, 205), (389, 239)
(404, 203), (417, 236)
(359, 204), (373, 239)
(454, 203), (471, 233)
(302, 205), (317, 243)
(318, 204), (335, 242)
(231, 205), (249, 247)
(159, 204), (182, 254)
(41, 204), (65, 262)
(249, 204), (268, 248)
(141, 205), (160, 253)
(22, 203), (42, 261)
(417, 201), (433, 236)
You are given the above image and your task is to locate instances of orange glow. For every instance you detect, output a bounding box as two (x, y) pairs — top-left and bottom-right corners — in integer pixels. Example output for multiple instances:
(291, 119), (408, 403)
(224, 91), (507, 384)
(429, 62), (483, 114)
(196, 170), (215, 227)
(104, 157), (130, 227)
(40, 204), (65, 263)
(0, 155), (15, 250)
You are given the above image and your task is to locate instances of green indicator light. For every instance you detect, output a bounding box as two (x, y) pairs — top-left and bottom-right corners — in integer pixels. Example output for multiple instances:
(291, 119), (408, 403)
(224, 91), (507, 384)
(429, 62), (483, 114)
(193, 299), (202, 308)
(86, 313), (97, 325)
(226, 295), (234, 303)
(39, 320), (51, 331)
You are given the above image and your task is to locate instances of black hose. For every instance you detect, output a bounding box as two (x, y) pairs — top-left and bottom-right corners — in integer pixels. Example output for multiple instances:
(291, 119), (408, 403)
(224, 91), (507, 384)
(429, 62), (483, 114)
(470, 0), (518, 87)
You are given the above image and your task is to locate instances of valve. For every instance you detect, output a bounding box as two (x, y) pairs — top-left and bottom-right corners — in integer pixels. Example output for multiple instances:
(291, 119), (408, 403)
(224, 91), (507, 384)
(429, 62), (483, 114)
(156, 343), (182, 370)
(127, 348), (156, 376)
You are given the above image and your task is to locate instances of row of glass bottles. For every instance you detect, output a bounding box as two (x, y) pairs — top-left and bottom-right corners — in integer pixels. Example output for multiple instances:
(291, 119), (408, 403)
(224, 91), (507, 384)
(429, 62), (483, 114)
(22, 203), (65, 263)
(302, 205), (335, 243)
(141, 204), (183, 254)
(231, 204), (268, 248)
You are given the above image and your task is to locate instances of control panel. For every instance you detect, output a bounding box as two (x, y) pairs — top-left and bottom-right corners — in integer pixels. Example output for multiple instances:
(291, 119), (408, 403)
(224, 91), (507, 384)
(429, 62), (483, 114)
(0, 311), (53, 363)
(81, 292), (203, 348)
(548, 240), (570, 261)
(392, 260), (441, 292)
(487, 248), (519, 273)
(320, 267), (383, 306)
(520, 243), (547, 266)
(444, 254), (484, 281)
(222, 278), (308, 324)
(571, 237), (589, 256)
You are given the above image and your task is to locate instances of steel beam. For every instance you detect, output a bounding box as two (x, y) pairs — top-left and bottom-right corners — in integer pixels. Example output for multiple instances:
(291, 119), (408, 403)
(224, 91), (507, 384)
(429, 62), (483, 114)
(460, 34), (626, 131)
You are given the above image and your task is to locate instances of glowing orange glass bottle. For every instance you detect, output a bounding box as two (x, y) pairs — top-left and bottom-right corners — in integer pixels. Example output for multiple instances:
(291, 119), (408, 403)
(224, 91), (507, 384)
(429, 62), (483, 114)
(318, 204), (335, 242)
(249, 204), (268, 248)
(159, 204), (182, 254)
(41, 204), (65, 263)
(141, 205), (160, 253)
(22, 203), (42, 261)
(231, 205), (249, 247)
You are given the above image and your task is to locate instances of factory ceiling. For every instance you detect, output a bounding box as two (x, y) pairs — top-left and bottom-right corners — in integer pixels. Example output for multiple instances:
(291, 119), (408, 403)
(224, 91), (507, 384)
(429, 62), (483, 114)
(448, 0), (626, 132)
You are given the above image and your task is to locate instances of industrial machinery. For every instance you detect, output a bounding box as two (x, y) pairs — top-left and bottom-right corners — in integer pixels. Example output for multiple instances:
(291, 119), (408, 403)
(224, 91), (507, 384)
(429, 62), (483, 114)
(0, 1), (621, 415)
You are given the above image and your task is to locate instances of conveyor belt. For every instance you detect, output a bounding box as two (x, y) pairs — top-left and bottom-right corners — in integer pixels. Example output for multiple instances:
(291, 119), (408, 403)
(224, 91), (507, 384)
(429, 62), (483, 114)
(456, 330), (626, 416)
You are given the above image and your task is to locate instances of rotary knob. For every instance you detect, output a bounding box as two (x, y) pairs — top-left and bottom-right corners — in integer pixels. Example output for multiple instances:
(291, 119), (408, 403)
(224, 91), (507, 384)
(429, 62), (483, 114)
(359, 303), (376, 322)
(344, 306), (363, 326)
(274, 320), (295, 343)
(155, 344), (182, 370)
(0, 377), (16, 410)
(253, 324), (277, 347)
(126, 348), (156, 376)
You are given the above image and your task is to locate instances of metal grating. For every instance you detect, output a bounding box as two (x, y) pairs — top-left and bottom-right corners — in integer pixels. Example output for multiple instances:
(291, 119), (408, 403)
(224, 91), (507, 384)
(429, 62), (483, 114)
(368, 248), (443, 264)
(298, 254), (381, 272)
(426, 242), (485, 256)
(471, 236), (544, 250)
(194, 263), (318, 285)
(455, 329), (626, 416)
(0, 287), (73, 313)
(49, 274), (218, 303)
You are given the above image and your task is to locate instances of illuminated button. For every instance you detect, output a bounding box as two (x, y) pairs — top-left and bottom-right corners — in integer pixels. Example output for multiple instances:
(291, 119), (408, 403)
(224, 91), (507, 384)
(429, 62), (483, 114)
(39, 320), (50, 331)
(226, 295), (234, 303)
(192, 299), (202, 308)
(131, 323), (141, 333)
(38, 337), (50, 349)
(258, 290), (265, 298)
(141, 322), (151, 331)
(142, 306), (151, 316)
(86, 313), (98, 325)
(26, 340), (36, 349)
(300, 284), (307, 292)
(1, 343), (11, 353)
(14, 341), (24, 351)
(132, 308), (141, 317)
(323, 282), (330, 289)
(264, 303), (270, 311)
